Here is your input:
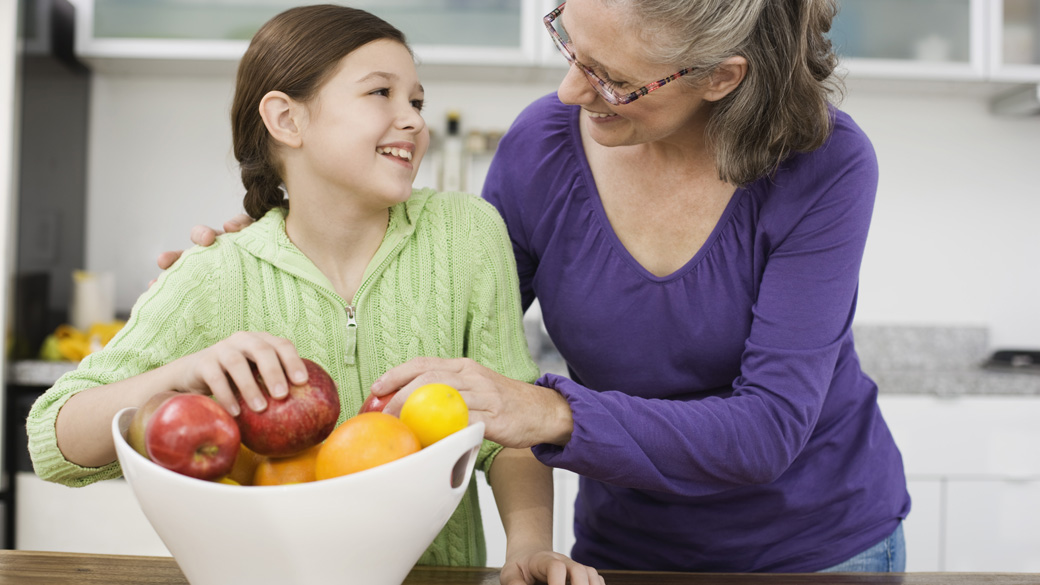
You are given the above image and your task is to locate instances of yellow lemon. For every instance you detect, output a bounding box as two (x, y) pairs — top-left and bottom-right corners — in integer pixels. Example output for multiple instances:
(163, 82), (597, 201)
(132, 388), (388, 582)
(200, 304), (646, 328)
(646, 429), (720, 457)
(399, 383), (469, 447)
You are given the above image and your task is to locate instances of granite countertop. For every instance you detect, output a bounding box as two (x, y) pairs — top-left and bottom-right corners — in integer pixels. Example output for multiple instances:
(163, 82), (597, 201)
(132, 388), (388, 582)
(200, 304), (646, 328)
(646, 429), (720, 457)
(852, 324), (1040, 397)
(524, 317), (1040, 397)
(10, 326), (1038, 397)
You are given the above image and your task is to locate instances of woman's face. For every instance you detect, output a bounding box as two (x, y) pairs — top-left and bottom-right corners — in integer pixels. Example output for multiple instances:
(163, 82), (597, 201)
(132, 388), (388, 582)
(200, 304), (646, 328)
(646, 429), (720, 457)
(555, 0), (710, 148)
(295, 39), (429, 208)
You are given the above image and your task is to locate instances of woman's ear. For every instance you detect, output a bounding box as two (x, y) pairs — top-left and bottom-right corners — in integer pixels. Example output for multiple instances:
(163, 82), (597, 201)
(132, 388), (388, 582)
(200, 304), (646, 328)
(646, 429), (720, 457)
(259, 91), (304, 148)
(703, 56), (748, 102)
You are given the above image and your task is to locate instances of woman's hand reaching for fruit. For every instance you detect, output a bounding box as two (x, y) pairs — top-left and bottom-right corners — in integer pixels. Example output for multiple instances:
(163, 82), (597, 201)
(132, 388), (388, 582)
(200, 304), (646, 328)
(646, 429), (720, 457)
(371, 357), (573, 449)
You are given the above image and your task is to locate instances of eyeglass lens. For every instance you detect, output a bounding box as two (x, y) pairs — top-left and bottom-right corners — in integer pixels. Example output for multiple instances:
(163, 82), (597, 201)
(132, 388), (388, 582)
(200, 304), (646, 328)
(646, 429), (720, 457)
(547, 12), (623, 104)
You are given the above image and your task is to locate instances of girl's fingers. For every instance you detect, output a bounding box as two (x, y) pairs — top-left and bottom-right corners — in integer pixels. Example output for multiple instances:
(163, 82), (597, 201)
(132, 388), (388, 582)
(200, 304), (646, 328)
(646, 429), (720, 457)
(196, 361), (240, 416)
(223, 352), (267, 412)
(269, 337), (308, 387)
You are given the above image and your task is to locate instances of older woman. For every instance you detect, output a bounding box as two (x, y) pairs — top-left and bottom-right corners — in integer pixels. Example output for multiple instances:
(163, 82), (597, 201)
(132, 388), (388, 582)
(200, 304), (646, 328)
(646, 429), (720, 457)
(172, 0), (909, 574)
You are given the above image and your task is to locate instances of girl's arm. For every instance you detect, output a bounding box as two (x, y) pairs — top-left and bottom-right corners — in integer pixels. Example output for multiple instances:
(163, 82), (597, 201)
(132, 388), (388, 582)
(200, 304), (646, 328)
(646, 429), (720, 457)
(54, 331), (304, 468)
(490, 448), (602, 585)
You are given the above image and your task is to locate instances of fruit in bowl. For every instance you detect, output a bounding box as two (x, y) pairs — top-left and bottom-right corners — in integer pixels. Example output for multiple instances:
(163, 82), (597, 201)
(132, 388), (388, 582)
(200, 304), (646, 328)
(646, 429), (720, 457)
(127, 389), (182, 457)
(144, 394), (241, 481)
(112, 406), (485, 585)
(234, 358), (341, 457)
(315, 412), (421, 480)
(399, 383), (469, 447)
(358, 389), (398, 414)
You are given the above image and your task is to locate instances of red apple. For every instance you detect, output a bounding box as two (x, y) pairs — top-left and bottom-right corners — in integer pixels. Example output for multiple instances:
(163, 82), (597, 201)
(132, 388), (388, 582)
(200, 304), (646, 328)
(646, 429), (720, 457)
(128, 389), (182, 458)
(358, 389), (398, 415)
(145, 394), (241, 481)
(234, 358), (341, 457)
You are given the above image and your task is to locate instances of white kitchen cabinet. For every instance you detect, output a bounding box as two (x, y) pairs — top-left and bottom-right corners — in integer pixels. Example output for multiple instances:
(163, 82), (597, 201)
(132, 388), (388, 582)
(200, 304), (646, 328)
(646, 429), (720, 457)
(877, 395), (1040, 571)
(990, 0), (1040, 80)
(832, 0), (987, 80)
(904, 479), (944, 571)
(15, 472), (170, 555)
(70, 0), (541, 73)
(943, 479), (1040, 572)
(831, 0), (1040, 83)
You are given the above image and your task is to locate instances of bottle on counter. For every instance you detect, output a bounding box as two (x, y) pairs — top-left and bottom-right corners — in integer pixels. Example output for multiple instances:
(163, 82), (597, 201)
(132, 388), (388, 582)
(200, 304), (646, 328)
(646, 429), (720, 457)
(438, 110), (464, 192)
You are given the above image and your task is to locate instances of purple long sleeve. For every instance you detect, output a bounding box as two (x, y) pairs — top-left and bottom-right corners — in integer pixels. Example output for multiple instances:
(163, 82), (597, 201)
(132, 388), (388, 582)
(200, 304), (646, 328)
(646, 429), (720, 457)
(482, 94), (909, 572)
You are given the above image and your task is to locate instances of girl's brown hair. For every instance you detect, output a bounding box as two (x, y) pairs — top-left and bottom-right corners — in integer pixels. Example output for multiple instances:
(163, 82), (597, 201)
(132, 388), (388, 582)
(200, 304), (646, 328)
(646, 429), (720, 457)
(610, 0), (843, 186)
(232, 5), (408, 219)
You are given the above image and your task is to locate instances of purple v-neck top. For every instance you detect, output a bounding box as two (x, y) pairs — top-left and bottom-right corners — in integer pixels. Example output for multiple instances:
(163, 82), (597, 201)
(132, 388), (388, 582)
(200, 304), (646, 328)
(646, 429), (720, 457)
(482, 94), (910, 573)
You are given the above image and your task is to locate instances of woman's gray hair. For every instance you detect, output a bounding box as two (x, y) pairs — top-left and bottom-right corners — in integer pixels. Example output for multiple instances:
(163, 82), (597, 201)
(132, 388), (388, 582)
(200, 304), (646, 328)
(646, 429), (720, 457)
(607, 0), (844, 185)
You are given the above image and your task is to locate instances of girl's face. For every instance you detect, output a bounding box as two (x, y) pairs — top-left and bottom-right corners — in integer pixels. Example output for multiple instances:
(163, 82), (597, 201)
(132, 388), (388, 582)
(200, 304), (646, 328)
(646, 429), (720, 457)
(555, 0), (710, 148)
(295, 39), (429, 209)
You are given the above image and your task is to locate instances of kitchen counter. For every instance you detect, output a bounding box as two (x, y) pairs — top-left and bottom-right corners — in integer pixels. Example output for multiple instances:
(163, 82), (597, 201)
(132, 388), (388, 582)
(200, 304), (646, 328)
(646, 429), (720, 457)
(853, 325), (1040, 397)
(0, 550), (1037, 585)
(524, 321), (1040, 397)
(12, 325), (1040, 397)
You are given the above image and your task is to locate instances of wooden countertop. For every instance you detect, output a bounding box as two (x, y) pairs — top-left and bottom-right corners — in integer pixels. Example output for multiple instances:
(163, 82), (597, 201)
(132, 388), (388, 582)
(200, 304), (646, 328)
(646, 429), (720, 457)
(0, 550), (1037, 584)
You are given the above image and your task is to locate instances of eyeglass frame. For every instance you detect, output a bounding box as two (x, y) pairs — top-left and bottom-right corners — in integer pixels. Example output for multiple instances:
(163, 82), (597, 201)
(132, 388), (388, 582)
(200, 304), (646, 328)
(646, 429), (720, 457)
(543, 2), (696, 106)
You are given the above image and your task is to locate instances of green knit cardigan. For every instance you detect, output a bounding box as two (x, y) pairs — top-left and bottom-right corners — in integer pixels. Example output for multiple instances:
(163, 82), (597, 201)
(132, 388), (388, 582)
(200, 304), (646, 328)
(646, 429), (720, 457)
(27, 188), (540, 567)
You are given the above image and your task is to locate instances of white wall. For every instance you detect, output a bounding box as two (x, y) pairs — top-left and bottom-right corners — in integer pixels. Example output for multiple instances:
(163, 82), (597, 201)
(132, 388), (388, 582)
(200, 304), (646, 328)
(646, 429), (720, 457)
(844, 80), (1040, 348)
(83, 70), (1040, 348)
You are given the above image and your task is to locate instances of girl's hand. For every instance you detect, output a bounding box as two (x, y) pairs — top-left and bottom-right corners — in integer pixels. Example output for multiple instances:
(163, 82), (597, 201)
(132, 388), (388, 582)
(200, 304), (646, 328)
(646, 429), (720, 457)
(155, 214), (255, 272)
(173, 332), (308, 416)
(371, 357), (573, 449)
(500, 549), (605, 585)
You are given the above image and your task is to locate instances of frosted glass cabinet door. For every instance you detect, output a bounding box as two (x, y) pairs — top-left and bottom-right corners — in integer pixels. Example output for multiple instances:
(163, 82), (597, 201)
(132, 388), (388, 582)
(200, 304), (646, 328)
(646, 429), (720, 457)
(76, 0), (534, 65)
(830, 0), (986, 79)
(991, 0), (1040, 80)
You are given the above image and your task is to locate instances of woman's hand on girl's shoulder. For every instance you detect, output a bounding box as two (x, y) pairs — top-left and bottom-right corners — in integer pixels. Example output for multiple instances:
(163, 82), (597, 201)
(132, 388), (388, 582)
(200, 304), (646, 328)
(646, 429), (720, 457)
(151, 214), (256, 285)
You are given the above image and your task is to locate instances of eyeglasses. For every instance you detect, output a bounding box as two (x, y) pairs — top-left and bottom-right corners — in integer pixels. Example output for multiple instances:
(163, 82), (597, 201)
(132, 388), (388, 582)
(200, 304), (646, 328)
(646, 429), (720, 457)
(543, 2), (695, 106)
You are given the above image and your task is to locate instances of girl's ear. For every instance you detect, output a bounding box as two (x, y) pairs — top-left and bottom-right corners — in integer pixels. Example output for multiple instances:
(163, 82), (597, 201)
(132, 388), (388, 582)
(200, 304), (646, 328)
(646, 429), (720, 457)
(702, 55), (748, 102)
(259, 91), (304, 148)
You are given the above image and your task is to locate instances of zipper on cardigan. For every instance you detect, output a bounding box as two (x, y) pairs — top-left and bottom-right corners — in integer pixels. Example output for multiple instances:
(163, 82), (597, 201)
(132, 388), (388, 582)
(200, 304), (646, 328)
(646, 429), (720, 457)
(344, 305), (357, 365)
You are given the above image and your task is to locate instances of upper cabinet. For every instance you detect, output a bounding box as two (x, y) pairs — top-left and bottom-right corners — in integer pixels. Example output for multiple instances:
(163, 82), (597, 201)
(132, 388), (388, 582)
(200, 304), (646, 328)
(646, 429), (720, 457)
(991, 0), (1040, 80)
(829, 0), (1040, 82)
(831, 0), (986, 79)
(69, 0), (1040, 84)
(71, 0), (540, 72)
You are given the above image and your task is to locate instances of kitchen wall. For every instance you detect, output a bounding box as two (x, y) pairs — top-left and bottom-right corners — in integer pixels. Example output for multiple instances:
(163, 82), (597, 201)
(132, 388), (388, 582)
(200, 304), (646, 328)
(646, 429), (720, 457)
(80, 68), (1040, 349)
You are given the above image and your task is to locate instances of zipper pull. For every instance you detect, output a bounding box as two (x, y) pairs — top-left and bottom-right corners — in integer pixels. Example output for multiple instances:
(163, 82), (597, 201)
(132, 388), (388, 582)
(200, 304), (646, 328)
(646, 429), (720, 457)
(344, 305), (357, 365)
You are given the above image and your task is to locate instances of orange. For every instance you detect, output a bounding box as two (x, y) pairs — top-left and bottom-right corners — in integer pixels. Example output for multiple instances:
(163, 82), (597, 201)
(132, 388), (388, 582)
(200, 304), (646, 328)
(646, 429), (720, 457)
(399, 383), (469, 447)
(315, 412), (421, 480)
(252, 444), (322, 486)
(226, 443), (264, 486)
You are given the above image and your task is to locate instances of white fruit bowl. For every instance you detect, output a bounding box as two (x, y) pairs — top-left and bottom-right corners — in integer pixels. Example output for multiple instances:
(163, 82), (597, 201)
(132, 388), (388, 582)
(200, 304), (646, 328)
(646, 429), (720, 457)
(112, 407), (483, 585)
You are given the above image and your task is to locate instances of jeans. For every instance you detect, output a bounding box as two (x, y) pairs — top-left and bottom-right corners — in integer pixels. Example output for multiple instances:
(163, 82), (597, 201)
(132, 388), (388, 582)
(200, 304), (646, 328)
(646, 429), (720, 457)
(819, 523), (906, 572)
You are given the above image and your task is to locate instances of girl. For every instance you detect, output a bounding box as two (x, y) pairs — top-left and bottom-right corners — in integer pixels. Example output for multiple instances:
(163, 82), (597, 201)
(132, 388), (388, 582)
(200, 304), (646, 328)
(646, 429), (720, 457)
(27, 5), (601, 584)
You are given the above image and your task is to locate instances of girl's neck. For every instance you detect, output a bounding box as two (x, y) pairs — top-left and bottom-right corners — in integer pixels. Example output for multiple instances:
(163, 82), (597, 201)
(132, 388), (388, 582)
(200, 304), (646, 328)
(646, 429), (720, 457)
(283, 198), (390, 304)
